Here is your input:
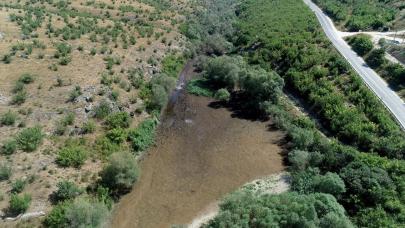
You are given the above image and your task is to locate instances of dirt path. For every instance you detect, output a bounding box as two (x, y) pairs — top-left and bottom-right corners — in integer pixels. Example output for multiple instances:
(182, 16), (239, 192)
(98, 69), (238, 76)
(111, 65), (285, 228)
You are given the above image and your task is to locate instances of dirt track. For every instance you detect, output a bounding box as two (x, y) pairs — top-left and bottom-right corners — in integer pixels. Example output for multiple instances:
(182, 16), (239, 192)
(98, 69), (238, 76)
(111, 64), (285, 228)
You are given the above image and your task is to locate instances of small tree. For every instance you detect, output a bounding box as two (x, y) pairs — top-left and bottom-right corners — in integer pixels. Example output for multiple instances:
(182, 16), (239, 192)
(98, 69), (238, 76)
(214, 88), (231, 102)
(366, 48), (385, 68)
(100, 151), (139, 194)
(348, 34), (373, 56)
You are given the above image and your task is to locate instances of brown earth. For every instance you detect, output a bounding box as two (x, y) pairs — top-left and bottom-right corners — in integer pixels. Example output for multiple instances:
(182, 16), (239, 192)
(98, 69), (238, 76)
(111, 66), (286, 227)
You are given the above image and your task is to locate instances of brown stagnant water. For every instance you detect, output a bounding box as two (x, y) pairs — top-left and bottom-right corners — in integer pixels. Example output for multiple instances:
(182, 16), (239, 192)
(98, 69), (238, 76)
(111, 61), (285, 228)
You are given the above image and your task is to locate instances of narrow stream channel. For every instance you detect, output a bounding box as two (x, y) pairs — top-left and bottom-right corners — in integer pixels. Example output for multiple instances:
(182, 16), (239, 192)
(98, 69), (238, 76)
(111, 61), (286, 228)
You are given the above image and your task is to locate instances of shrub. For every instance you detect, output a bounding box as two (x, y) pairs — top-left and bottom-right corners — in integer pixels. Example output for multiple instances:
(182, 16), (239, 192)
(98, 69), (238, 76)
(81, 120), (96, 134)
(64, 198), (109, 228)
(347, 34), (373, 56)
(9, 194), (31, 216)
(16, 127), (44, 152)
(288, 150), (310, 171)
(44, 197), (109, 228)
(366, 48), (385, 68)
(105, 112), (131, 129)
(94, 136), (121, 157)
(12, 81), (25, 94)
(127, 119), (157, 153)
(18, 73), (35, 84)
(94, 100), (112, 119)
(1, 139), (17, 155)
(0, 163), (12, 181)
(68, 86), (82, 102)
(106, 128), (127, 144)
(61, 112), (75, 126)
(214, 88), (231, 102)
(53, 181), (82, 202)
(10, 90), (28, 105)
(11, 179), (26, 193)
(100, 151), (139, 194)
(56, 146), (87, 168)
(1, 110), (17, 126)
(2, 54), (12, 64)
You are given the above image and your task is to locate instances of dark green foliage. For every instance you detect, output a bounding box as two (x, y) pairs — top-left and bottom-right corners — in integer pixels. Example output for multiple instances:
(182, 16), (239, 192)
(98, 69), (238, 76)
(203, 56), (240, 90)
(15, 127), (44, 152)
(100, 151), (139, 194)
(1, 139), (17, 155)
(56, 145), (87, 168)
(366, 48), (386, 68)
(313, 0), (398, 31)
(1, 110), (17, 126)
(347, 34), (373, 56)
(206, 192), (353, 227)
(9, 194), (31, 216)
(53, 181), (82, 202)
(105, 112), (131, 129)
(0, 163), (12, 181)
(43, 201), (69, 228)
(186, 78), (215, 97)
(236, 0), (405, 158)
(127, 119), (157, 153)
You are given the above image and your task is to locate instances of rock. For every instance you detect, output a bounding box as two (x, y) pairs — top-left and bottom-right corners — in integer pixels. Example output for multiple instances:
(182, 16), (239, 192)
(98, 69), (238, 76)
(85, 104), (93, 113)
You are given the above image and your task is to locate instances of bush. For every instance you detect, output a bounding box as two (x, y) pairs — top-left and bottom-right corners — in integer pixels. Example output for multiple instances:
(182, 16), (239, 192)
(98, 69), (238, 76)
(1, 139), (17, 155)
(65, 198), (109, 228)
(288, 150), (309, 171)
(81, 120), (96, 134)
(53, 181), (82, 202)
(61, 112), (75, 126)
(10, 90), (28, 105)
(0, 163), (12, 181)
(1, 110), (17, 126)
(94, 100), (112, 119)
(214, 88), (231, 102)
(106, 128), (127, 144)
(127, 119), (157, 153)
(100, 151), (139, 194)
(11, 179), (26, 193)
(9, 194), (31, 216)
(366, 48), (385, 68)
(347, 34), (373, 56)
(105, 112), (131, 129)
(16, 127), (44, 152)
(68, 86), (82, 102)
(44, 198), (109, 228)
(56, 146), (87, 168)
(18, 73), (35, 84)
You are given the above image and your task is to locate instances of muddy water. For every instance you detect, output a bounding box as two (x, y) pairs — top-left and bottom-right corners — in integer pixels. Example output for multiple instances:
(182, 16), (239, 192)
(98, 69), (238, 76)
(111, 62), (285, 228)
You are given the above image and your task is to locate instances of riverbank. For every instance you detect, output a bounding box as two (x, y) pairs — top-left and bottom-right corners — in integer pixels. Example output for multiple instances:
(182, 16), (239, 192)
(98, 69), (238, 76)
(110, 64), (286, 227)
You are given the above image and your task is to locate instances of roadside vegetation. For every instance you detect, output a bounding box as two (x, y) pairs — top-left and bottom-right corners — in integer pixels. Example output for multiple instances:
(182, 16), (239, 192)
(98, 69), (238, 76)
(182, 0), (405, 227)
(313, 0), (404, 31)
(346, 35), (405, 97)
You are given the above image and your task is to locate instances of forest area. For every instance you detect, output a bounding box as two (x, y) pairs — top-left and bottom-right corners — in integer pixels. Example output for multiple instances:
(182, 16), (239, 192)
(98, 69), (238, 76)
(180, 0), (405, 227)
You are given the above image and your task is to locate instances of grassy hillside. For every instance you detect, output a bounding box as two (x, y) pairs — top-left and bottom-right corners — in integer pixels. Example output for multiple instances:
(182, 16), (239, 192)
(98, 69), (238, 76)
(0, 0), (187, 226)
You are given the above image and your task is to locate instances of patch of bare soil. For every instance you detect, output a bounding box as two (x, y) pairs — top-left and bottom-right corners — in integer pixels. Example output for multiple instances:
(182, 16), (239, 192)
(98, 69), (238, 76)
(111, 75), (286, 227)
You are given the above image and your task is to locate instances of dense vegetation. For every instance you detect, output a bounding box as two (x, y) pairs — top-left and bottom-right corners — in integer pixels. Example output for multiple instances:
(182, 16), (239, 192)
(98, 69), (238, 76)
(184, 0), (405, 226)
(313, 0), (403, 31)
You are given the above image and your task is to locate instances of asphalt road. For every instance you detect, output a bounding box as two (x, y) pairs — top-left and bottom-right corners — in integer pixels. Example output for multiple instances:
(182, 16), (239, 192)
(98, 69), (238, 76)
(304, 0), (405, 129)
